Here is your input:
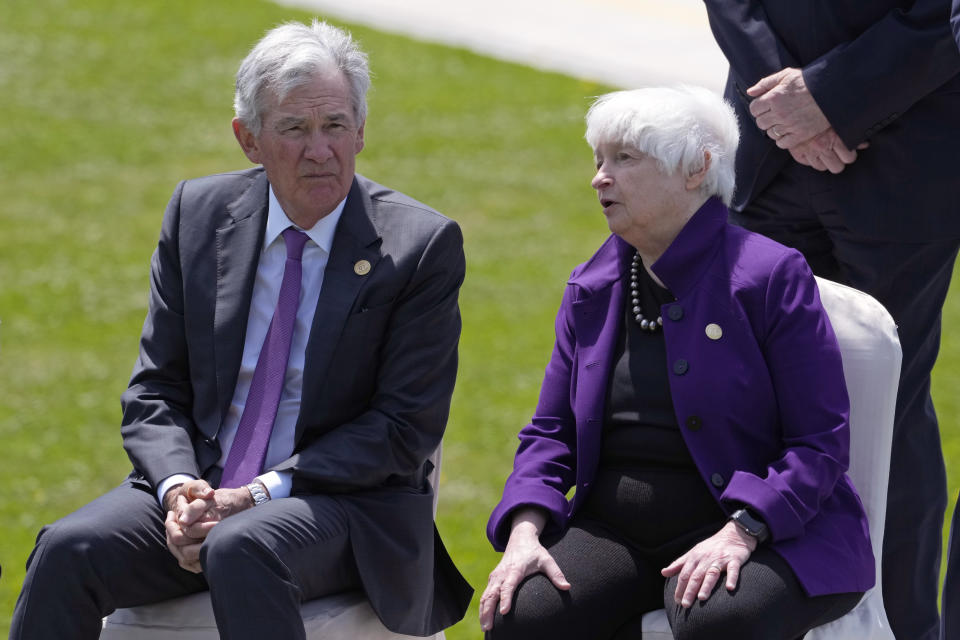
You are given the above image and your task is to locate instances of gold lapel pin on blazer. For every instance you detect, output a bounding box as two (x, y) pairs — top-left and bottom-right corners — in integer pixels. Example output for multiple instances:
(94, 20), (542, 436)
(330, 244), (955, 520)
(705, 323), (722, 340)
(354, 259), (372, 276)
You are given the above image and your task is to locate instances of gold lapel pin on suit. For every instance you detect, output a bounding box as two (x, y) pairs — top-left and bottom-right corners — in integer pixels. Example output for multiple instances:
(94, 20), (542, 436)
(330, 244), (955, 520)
(354, 259), (371, 276)
(705, 323), (722, 340)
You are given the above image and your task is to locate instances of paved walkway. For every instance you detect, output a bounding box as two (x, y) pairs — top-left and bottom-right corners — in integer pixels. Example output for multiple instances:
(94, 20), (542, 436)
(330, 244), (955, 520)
(274, 0), (729, 91)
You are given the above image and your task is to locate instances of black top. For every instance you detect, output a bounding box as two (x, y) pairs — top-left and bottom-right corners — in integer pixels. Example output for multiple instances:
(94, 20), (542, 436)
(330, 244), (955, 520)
(601, 262), (696, 469)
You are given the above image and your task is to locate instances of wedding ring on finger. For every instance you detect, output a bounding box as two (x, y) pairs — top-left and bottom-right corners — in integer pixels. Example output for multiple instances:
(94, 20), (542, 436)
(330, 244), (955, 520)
(771, 126), (783, 139)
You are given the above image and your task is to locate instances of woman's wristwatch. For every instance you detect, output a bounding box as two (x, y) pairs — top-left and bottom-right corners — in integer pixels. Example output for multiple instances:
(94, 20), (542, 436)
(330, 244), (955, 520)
(730, 508), (769, 544)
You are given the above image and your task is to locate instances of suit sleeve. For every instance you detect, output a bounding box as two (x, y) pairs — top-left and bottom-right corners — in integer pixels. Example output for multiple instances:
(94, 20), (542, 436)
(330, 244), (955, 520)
(720, 252), (852, 542)
(120, 181), (201, 488)
(486, 284), (579, 551)
(276, 219), (466, 494)
(703, 0), (960, 148)
(702, 0), (800, 98)
(801, 0), (960, 147)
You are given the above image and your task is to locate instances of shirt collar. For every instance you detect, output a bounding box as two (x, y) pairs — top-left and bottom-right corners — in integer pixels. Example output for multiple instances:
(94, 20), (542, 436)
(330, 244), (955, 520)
(264, 186), (346, 253)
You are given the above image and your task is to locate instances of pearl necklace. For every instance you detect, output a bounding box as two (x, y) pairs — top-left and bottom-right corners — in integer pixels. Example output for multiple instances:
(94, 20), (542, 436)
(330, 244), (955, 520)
(630, 252), (663, 332)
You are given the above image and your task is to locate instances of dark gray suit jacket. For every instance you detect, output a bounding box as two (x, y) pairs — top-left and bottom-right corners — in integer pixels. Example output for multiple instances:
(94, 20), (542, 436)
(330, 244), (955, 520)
(119, 167), (472, 635)
(704, 0), (960, 241)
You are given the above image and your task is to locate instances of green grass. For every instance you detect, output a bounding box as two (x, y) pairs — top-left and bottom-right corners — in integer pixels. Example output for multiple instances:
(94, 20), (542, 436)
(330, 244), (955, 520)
(1, 1), (959, 638)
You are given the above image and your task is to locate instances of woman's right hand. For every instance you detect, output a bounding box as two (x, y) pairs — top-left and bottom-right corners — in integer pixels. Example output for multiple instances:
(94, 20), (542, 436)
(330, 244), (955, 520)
(478, 508), (571, 632)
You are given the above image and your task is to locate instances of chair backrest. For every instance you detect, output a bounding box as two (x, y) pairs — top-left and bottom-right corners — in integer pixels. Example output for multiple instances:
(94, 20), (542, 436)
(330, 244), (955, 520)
(640, 277), (901, 640)
(803, 277), (900, 640)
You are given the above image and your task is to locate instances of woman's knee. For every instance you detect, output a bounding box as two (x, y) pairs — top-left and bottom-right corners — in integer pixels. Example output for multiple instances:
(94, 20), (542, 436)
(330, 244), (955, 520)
(671, 605), (770, 640)
(488, 573), (589, 640)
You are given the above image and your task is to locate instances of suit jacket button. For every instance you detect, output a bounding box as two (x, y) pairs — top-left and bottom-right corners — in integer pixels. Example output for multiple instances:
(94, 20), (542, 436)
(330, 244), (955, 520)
(667, 304), (684, 321)
(673, 359), (689, 375)
(686, 415), (702, 431)
(711, 473), (725, 488)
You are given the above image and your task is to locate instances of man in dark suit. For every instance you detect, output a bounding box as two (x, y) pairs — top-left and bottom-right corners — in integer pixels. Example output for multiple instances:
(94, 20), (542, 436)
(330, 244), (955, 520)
(10, 19), (471, 640)
(701, 2), (960, 639)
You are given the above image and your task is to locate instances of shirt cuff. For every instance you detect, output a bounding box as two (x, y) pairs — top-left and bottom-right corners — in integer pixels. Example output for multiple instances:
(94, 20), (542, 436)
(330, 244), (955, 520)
(256, 471), (292, 500)
(156, 473), (197, 506)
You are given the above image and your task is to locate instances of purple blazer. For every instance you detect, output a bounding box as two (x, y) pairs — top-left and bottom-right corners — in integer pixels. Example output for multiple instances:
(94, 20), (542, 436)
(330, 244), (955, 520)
(487, 198), (875, 596)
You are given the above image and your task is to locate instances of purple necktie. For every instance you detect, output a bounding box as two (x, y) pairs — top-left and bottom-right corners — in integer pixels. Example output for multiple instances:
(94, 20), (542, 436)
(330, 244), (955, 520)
(220, 228), (310, 488)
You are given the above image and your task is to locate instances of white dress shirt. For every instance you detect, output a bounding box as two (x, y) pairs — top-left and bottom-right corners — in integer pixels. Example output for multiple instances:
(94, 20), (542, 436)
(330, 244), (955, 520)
(157, 186), (346, 503)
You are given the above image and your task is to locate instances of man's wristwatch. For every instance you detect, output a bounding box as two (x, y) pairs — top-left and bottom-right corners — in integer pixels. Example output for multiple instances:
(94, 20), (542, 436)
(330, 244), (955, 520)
(730, 508), (769, 544)
(246, 480), (270, 506)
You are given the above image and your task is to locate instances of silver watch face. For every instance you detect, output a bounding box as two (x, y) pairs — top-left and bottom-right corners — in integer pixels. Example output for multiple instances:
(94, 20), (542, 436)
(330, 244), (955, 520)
(247, 483), (269, 504)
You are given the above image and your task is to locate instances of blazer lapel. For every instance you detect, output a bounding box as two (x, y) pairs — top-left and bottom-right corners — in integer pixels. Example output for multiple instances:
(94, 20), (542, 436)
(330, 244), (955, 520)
(213, 171), (269, 427)
(569, 237), (631, 496)
(569, 236), (632, 421)
(296, 178), (382, 438)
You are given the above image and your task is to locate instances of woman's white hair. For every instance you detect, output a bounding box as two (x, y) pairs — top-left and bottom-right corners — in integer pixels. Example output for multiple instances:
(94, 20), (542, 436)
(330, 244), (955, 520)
(234, 19), (370, 136)
(585, 86), (740, 205)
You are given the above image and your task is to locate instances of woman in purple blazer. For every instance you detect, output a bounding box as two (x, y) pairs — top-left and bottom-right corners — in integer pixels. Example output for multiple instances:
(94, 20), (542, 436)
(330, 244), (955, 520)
(479, 87), (873, 639)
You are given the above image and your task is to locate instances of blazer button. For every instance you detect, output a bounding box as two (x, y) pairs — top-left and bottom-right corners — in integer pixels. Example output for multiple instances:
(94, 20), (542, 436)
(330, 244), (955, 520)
(673, 359), (689, 375)
(711, 473), (725, 488)
(685, 415), (702, 431)
(667, 305), (684, 321)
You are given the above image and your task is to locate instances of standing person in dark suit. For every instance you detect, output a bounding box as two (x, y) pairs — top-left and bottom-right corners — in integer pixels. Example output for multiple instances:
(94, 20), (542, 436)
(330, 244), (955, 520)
(701, 2), (960, 639)
(942, 4), (960, 639)
(10, 18), (471, 640)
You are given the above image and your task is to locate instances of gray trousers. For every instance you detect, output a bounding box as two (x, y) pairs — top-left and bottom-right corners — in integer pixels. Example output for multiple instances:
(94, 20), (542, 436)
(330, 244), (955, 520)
(9, 479), (360, 640)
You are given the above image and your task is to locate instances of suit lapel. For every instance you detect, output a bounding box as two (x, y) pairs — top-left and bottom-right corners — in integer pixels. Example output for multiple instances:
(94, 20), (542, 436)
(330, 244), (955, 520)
(213, 171), (269, 426)
(297, 178), (382, 438)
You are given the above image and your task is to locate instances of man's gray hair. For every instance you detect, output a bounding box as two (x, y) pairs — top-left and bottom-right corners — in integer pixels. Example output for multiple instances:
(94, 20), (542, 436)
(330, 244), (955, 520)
(585, 86), (740, 206)
(234, 19), (370, 136)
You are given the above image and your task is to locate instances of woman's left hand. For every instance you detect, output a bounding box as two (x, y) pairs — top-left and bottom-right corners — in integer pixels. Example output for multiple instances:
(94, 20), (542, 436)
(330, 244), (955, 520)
(661, 521), (757, 607)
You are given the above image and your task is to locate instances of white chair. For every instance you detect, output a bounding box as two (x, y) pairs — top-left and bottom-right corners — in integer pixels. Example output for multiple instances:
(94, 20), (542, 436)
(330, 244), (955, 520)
(640, 277), (901, 640)
(101, 447), (447, 640)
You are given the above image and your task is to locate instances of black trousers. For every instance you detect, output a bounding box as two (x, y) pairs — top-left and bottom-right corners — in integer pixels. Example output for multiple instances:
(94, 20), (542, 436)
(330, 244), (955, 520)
(735, 162), (960, 640)
(487, 518), (861, 640)
(9, 479), (361, 640)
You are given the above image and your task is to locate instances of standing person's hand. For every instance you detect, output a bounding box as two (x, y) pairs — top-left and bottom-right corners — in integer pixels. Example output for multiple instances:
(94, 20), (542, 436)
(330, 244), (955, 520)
(788, 129), (867, 173)
(479, 508), (570, 632)
(661, 521), (757, 608)
(748, 68), (831, 149)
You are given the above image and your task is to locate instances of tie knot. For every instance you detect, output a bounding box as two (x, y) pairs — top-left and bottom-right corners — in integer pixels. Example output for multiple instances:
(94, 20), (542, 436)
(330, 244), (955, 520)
(281, 227), (310, 261)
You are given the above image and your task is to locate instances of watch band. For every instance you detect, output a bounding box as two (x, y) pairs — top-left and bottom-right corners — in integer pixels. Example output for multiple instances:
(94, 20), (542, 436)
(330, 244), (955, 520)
(246, 480), (270, 506)
(730, 508), (769, 544)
